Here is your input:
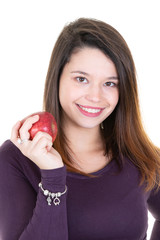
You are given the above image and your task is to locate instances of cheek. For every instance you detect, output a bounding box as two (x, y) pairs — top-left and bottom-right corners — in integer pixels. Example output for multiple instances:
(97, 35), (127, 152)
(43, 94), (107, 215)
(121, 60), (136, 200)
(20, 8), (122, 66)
(59, 84), (67, 109)
(59, 80), (70, 102)
(59, 85), (77, 110)
(105, 89), (119, 106)
(114, 90), (119, 105)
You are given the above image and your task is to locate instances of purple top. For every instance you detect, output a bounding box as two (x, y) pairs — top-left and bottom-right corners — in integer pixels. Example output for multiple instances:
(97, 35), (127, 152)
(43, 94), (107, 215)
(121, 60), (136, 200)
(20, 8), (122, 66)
(0, 140), (160, 240)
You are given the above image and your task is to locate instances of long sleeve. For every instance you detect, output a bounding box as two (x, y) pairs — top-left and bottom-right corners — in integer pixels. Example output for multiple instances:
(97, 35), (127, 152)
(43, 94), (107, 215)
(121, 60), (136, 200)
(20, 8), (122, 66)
(0, 140), (68, 240)
(147, 187), (160, 240)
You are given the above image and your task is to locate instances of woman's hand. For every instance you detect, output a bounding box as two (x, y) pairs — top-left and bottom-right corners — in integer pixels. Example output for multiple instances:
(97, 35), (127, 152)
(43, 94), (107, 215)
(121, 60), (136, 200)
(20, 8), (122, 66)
(10, 115), (64, 170)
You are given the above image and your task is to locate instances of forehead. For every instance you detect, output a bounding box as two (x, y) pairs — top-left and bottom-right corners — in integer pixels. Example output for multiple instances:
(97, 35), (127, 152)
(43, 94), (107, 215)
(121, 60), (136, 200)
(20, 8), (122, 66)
(65, 47), (118, 77)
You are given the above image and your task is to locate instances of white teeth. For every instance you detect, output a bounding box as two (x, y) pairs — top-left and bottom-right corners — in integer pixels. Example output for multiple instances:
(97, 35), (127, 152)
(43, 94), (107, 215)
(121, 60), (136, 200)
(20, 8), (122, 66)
(79, 105), (101, 113)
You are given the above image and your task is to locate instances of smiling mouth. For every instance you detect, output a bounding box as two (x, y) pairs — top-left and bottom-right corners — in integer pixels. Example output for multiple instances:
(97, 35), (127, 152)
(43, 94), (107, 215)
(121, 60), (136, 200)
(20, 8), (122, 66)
(77, 104), (104, 113)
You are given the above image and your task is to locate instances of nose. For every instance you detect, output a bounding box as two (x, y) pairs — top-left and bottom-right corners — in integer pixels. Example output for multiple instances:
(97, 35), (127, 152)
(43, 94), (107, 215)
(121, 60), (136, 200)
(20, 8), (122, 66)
(85, 85), (102, 103)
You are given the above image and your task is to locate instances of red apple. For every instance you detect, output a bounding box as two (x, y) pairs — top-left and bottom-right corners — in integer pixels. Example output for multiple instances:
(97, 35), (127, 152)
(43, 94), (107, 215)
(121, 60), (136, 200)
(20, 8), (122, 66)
(21, 111), (57, 143)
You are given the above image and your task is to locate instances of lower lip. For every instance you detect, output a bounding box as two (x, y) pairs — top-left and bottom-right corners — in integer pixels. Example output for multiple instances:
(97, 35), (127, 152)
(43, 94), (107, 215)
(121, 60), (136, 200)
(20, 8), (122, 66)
(76, 105), (104, 117)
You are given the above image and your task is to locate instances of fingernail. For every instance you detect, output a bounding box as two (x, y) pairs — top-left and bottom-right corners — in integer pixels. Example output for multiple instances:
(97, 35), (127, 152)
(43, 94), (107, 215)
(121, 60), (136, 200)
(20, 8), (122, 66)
(15, 121), (21, 128)
(35, 115), (40, 121)
(34, 115), (39, 119)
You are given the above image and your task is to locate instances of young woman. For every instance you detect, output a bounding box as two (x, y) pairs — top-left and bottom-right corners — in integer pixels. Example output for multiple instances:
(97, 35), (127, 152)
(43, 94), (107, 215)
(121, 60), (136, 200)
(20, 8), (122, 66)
(0, 18), (160, 240)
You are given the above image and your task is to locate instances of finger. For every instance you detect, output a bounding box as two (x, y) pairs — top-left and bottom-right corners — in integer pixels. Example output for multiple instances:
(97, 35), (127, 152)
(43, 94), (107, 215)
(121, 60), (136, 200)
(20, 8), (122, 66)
(28, 131), (52, 153)
(11, 121), (21, 141)
(33, 136), (53, 154)
(19, 115), (39, 140)
(32, 131), (52, 144)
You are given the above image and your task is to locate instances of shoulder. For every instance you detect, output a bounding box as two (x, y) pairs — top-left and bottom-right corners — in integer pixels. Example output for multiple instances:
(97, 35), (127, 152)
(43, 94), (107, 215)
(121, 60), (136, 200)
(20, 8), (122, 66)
(0, 139), (20, 153)
(0, 140), (21, 163)
(120, 156), (141, 177)
(0, 140), (40, 187)
(117, 156), (143, 188)
(0, 140), (26, 167)
(0, 140), (26, 187)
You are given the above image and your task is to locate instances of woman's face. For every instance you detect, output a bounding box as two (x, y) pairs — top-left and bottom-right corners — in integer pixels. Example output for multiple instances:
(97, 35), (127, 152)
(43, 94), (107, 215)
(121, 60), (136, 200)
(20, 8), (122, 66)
(59, 47), (119, 130)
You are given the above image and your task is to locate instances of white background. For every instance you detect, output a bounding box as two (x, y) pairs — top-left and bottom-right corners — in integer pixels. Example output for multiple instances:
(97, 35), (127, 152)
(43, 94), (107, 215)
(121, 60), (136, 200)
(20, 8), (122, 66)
(0, 0), (159, 238)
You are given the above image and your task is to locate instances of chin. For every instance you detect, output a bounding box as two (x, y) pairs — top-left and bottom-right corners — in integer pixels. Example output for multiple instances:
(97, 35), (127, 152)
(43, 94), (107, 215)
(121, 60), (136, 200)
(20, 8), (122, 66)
(78, 123), (100, 130)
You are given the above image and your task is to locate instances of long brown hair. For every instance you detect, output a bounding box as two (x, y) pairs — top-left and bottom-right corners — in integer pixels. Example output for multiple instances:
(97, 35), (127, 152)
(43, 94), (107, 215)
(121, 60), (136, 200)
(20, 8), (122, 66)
(43, 18), (160, 191)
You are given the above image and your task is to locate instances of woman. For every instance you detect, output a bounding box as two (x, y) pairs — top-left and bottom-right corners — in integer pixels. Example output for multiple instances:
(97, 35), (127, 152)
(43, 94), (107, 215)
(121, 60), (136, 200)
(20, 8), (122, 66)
(0, 18), (160, 240)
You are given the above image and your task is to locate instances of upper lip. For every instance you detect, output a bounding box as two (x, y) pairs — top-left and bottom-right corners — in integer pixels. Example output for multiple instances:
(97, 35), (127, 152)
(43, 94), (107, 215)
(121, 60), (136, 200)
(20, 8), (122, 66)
(77, 104), (105, 110)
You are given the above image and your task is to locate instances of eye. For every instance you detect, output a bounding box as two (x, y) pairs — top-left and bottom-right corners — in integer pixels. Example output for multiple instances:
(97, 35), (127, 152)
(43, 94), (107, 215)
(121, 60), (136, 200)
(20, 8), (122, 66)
(104, 82), (116, 87)
(76, 77), (88, 83)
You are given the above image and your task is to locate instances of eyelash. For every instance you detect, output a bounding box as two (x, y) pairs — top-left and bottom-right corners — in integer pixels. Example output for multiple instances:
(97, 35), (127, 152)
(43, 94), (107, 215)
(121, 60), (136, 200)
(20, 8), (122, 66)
(75, 77), (117, 87)
(104, 82), (117, 87)
(76, 77), (88, 83)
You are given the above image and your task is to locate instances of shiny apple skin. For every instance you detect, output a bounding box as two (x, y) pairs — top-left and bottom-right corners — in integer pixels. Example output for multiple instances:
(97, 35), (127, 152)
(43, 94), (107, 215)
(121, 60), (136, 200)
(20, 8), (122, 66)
(21, 111), (57, 143)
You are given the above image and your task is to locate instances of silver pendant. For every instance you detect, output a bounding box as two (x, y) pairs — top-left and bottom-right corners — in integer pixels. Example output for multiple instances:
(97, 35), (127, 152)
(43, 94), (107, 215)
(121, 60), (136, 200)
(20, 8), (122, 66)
(53, 196), (60, 206)
(47, 196), (52, 206)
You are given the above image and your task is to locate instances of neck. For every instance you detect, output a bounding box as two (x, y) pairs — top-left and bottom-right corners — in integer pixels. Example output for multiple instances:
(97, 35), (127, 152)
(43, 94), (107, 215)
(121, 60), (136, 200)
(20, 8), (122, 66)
(63, 122), (104, 154)
(60, 114), (108, 172)
(63, 123), (109, 173)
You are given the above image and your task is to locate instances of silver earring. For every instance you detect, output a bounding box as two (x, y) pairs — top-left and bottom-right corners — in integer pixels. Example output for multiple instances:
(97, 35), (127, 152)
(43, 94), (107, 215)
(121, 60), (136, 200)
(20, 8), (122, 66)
(100, 122), (104, 129)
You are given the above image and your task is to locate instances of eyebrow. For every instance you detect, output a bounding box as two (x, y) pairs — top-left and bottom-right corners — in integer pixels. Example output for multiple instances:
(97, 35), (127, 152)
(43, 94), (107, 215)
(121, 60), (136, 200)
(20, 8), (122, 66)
(70, 71), (119, 80)
(71, 71), (89, 76)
